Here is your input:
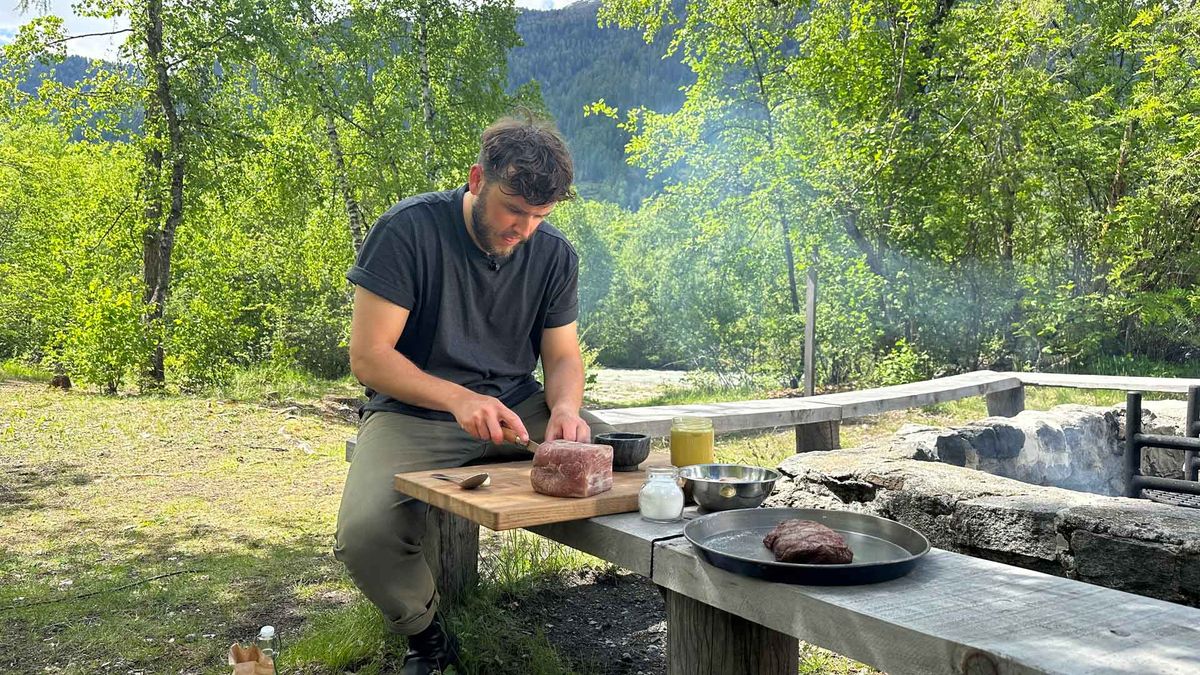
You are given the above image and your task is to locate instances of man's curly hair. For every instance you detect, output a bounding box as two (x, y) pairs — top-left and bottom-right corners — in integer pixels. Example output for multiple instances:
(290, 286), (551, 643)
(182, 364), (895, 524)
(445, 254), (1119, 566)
(478, 113), (575, 206)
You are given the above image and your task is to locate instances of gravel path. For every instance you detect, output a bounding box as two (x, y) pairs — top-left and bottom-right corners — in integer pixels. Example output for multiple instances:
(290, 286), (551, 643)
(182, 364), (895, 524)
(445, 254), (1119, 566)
(586, 368), (693, 407)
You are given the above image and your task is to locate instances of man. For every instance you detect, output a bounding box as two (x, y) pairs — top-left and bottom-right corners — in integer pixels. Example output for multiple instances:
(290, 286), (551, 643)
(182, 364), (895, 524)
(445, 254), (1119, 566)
(335, 115), (615, 674)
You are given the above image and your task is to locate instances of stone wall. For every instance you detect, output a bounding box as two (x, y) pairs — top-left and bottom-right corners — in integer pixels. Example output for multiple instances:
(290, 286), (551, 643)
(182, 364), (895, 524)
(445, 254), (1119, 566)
(765, 431), (1200, 606)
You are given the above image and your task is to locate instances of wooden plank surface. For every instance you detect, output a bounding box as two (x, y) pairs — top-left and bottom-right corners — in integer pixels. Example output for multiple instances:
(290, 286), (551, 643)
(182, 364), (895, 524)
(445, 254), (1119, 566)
(595, 398), (841, 437)
(394, 453), (674, 531)
(1016, 372), (1200, 393)
(807, 370), (1023, 418)
(652, 538), (1200, 675)
(348, 371), (1023, 461)
(347, 400), (839, 459)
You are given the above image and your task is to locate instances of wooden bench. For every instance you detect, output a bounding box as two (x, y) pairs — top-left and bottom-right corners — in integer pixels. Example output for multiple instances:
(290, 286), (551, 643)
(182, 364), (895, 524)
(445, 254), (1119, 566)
(417, 506), (1200, 674)
(1015, 372), (1200, 393)
(346, 370), (1028, 461)
(347, 372), (1200, 461)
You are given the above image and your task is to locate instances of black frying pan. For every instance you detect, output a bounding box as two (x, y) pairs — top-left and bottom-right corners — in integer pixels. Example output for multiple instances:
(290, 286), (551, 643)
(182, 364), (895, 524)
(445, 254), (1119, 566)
(683, 507), (930, 585)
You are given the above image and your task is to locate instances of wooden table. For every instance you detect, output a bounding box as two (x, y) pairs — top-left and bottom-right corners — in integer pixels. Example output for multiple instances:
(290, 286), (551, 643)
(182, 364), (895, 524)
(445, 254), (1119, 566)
(392, 455), (672, 606)
(393, 454), (673, 530)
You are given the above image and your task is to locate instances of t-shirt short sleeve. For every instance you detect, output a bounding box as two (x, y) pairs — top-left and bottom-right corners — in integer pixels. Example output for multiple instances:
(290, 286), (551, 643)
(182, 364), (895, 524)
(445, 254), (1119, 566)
(346, 215), (418, 310)
(544, 255), (579, 328)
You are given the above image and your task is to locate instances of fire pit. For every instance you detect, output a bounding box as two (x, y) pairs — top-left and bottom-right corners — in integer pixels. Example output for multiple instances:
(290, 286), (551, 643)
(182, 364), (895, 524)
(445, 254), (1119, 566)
(765, 399), (1200, 606)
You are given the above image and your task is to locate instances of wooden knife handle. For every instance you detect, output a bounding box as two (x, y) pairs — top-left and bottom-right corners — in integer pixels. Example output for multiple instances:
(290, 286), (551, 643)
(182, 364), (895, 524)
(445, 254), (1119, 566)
(501, 425), (539, 454)
(501, 426), (524, 446)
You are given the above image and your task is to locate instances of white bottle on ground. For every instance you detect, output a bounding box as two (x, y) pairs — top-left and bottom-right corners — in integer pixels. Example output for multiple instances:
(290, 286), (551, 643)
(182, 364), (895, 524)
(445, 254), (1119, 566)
(256, 625), (280, 673)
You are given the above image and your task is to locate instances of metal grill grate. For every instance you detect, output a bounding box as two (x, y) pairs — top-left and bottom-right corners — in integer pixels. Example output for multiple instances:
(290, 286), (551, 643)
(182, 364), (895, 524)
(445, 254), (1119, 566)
(1125, 386), (1200, 506)
(1144, 489), (1200, 509)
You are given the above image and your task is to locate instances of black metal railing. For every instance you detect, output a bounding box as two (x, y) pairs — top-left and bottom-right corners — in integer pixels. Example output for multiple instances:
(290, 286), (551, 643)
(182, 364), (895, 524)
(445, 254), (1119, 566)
(1124, 386), (1200, 506)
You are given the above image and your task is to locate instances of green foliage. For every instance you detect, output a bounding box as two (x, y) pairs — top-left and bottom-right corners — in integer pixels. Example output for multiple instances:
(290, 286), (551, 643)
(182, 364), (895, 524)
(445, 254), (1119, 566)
(52, 278), (150, 393)
(868, 339), (936, 387)
(586, 0), (1200, 382)
(0, 112), (142, 384)
(0, 358), (52, 381)
(0, 0), (529, 393)
(202, 362), (358, 405)
(2, 0), (1198, 393)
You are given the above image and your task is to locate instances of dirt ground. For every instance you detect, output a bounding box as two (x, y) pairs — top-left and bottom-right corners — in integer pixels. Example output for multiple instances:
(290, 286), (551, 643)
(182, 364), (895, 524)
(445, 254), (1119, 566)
(514, 567), (667, 674)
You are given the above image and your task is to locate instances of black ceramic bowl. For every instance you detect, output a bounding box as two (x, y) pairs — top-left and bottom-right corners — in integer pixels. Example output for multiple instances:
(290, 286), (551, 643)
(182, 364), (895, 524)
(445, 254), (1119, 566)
(594, 432), (651, 472)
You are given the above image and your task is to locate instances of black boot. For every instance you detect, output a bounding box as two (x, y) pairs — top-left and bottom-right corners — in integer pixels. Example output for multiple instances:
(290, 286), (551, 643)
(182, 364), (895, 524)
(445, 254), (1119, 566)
(399, 612), (461, 675)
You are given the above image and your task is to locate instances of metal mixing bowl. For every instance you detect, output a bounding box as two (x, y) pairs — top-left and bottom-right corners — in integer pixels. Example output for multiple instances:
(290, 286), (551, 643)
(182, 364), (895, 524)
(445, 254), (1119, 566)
(677, 464), (781, 511)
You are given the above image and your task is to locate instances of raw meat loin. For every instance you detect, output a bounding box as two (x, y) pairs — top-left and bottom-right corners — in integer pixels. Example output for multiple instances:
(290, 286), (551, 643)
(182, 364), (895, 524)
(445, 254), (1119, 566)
(763, 519), (854, 564)
(529, 440), (613, 498)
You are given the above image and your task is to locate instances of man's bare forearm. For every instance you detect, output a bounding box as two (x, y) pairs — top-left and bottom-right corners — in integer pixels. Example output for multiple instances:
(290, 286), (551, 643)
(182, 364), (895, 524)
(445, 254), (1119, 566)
(351, 347), (474, 413)
(542, 353), (584, 414)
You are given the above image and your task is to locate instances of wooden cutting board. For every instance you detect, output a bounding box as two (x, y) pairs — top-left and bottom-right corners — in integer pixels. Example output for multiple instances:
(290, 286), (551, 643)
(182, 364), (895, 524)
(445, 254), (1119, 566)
(394, 453), (673, 531)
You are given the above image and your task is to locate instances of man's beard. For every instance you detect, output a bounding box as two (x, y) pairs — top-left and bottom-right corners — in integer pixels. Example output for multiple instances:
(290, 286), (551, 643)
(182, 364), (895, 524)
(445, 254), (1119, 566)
(471, 188), (527, 258)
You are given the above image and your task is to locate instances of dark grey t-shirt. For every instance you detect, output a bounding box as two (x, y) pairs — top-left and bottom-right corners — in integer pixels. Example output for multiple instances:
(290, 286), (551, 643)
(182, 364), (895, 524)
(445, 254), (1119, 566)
(347, 184), (579, 420)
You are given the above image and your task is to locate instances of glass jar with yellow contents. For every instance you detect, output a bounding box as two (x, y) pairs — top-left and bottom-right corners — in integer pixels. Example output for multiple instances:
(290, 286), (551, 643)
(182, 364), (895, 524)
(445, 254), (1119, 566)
(670, 416), (714, 467)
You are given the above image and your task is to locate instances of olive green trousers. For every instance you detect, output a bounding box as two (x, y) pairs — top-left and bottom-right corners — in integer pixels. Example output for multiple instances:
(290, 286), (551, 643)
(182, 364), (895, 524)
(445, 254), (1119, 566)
(333, 391), (615, 635)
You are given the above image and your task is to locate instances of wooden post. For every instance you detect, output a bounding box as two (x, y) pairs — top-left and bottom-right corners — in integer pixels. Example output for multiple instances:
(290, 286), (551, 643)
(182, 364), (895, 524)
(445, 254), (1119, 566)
(662, 588), (799, 675)
(985, 385), (1025, 417)
(796, 420), (840, 453)
(422, 506), (479, 606)
(804, 256), (817, 397)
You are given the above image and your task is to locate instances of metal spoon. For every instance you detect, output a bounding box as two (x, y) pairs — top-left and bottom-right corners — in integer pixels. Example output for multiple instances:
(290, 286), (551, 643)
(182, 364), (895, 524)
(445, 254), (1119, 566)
(431, 472), (491, 490)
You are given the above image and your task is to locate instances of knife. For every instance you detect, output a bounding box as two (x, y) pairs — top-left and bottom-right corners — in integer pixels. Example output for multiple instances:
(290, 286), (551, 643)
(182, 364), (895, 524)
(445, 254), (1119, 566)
(501, 426), (540, 454)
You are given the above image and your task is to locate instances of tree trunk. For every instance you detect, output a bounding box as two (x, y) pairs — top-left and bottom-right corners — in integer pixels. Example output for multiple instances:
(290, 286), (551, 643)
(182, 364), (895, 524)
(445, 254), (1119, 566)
(324, 111), (368, 252)
(1107, 119), (1137, 213)
(841, 208), (887, 277)
(778, 209), (801, 314)
(142, 0), (185, 386)
(417, 4), (437, 189)
(302, 31), (370, 254)
(743, 29), (801, 317)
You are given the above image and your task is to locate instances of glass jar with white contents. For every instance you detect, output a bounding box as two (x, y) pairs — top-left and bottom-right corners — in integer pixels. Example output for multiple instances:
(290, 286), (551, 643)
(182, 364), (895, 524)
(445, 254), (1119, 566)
(639, 467), (684, 523)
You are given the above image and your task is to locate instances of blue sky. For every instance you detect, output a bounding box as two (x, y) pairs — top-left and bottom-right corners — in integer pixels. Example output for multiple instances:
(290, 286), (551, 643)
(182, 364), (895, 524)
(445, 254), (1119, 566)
(0, 0), (579, 60)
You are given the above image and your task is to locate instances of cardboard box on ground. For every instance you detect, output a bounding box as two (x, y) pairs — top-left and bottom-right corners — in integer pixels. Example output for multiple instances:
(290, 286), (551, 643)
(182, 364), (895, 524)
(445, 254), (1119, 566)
(228, 643), (274, 675)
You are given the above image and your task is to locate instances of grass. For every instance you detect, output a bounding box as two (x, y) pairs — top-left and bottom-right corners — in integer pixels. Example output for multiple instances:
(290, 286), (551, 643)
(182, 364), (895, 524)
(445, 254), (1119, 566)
(0, 358), (52, 382)
(2, 367), (1182, 675)
(0, 379), (602, 674)
(1076, 354), (1199, 379)
(205, 364), (362, 404)
(278, 531), (600, 675)
(0, 381), (356, 674)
